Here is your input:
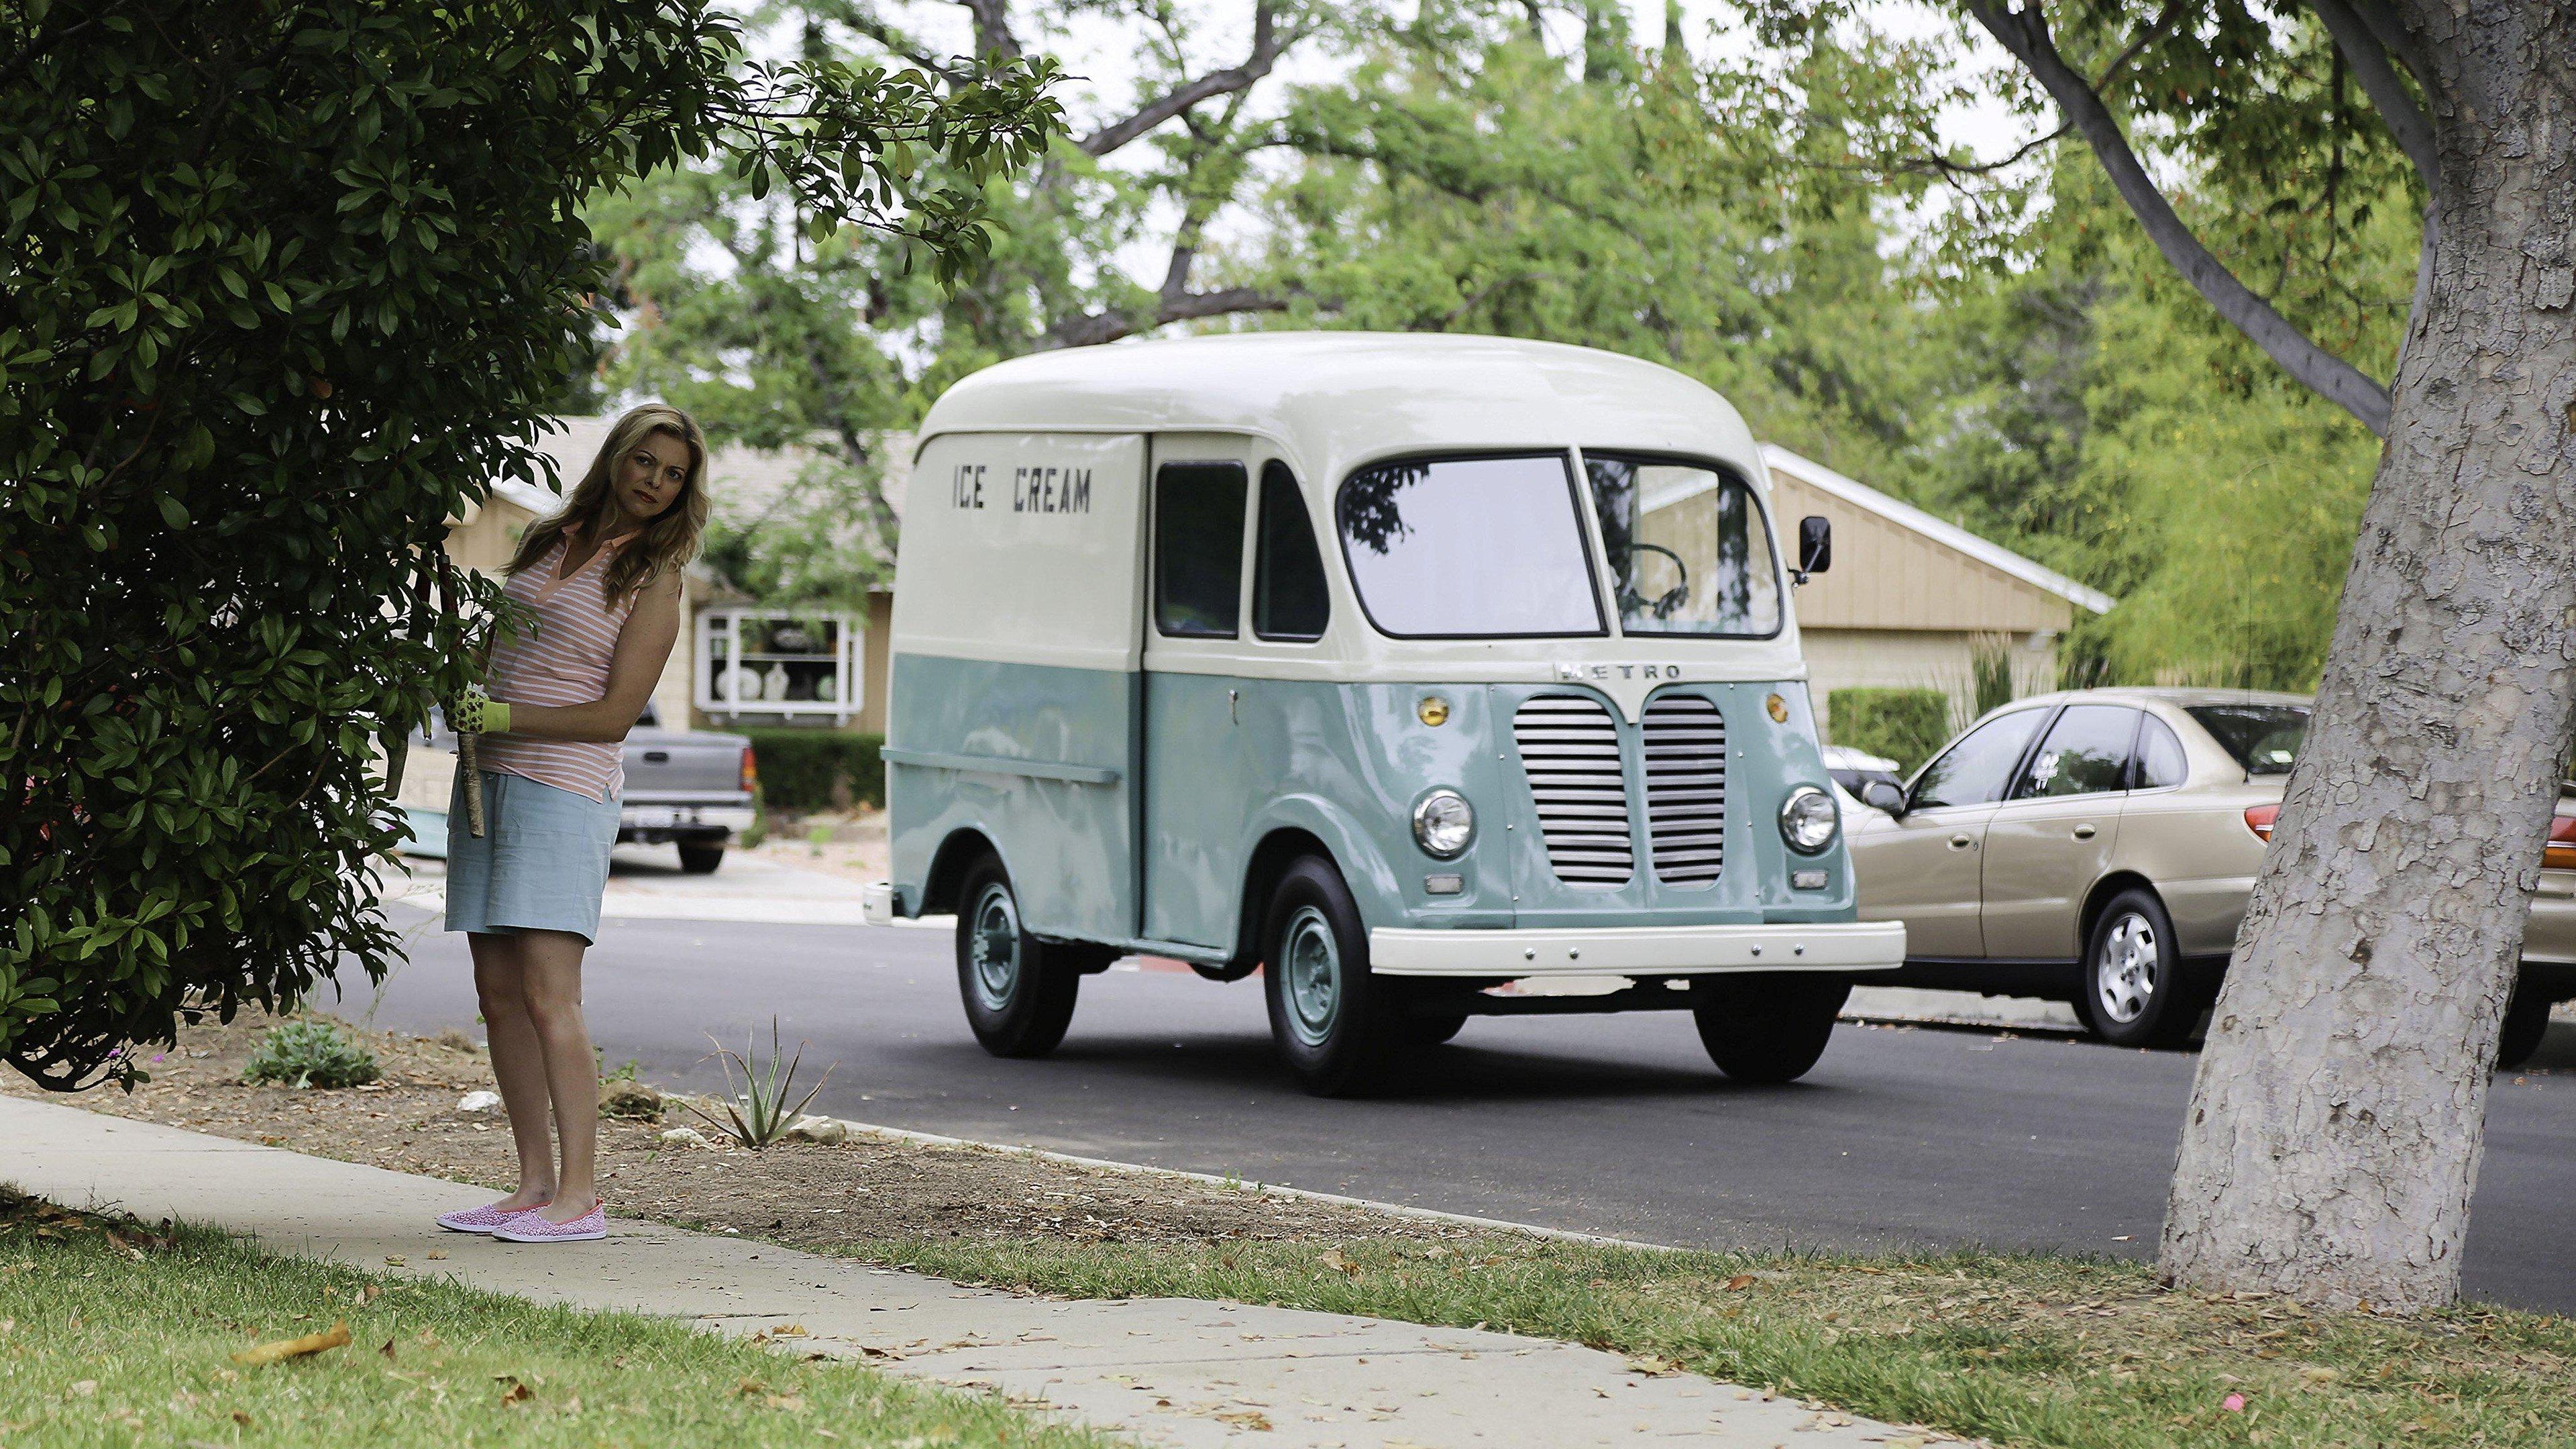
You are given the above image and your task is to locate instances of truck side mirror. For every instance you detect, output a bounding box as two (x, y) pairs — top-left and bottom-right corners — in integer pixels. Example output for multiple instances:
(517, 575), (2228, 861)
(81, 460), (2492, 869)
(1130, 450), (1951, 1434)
(1796, 515), (1832, 581)
(1860, 777), (1906, 816)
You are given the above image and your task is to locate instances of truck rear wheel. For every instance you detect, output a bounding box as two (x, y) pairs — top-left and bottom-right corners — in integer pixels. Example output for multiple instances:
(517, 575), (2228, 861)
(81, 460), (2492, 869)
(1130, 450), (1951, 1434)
(955, 858), (1080, 1058)
(2498, 985), (2553, 1071)
(1262, 857), (1398, 1095)
(676, 842), (725, 874)
(1693, 973), (1850, 1083)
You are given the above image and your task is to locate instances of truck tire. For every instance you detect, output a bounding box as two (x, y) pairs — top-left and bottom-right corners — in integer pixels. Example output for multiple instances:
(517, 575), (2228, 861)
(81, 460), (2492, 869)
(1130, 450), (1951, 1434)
(676, 842), (725, 875)
(956, 857), (1080, 1059)
(1693, 973), (1850, 1083)
(2078, 888), (2198, 1048)
(1261, 857), (1398, 1095)
(2498, 986), (2553, 1071)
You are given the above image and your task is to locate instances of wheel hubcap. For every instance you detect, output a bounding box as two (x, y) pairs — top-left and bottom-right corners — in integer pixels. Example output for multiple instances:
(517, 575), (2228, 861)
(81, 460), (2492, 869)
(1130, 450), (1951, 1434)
(1281, 906), (1341, 1048)
(969, 883), (1022, 1012)
(2095, 912), (2159, 1024)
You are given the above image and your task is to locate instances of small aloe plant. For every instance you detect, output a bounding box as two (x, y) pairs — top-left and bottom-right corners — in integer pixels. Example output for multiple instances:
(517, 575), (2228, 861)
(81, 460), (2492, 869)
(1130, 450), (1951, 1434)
(686, 1018), (833, 1150)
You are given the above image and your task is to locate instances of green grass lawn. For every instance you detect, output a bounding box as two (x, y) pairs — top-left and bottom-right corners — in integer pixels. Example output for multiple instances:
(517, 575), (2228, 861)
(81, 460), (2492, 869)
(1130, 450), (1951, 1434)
(828, 1231), (2576, 1449)
(0, 1192), (1120, 1449)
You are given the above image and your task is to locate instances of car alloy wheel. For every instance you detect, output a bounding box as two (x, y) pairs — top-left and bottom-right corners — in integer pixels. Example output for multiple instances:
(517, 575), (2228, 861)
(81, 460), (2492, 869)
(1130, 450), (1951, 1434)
(1279, 904), (1341, 1049)
(2094, 911), (2159, 1025)
(967, 881), (1024, 1014)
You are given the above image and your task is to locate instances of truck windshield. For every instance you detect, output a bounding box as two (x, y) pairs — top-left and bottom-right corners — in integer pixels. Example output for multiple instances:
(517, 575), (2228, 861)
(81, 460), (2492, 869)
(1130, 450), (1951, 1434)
(1582, 453), (1782, 637)
(2185, 704), (2310, 775)
(1336, 453), (1605, 638)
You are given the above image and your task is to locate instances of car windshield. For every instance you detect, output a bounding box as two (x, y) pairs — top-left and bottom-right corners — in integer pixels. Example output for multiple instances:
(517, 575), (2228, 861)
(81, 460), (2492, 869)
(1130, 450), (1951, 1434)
(1336, 453), (1605, 637)
(2186, 704), (2311, 775)
(1582, 454), (1782, 637)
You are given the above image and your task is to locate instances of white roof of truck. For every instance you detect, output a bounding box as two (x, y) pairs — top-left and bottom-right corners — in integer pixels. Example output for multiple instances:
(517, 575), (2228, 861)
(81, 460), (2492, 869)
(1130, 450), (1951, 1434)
(914, 331), (1766, 482)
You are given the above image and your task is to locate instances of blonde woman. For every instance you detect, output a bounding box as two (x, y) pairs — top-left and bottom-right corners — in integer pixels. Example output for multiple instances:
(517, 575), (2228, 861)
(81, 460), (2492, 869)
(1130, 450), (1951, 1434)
(435, 403), (710, 1244)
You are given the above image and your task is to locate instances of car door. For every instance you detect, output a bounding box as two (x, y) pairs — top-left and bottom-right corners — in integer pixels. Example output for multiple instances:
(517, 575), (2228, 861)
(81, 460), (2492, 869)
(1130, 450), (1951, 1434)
(1850, 707), (2050, 958)
(1980, 704), (2137, 961)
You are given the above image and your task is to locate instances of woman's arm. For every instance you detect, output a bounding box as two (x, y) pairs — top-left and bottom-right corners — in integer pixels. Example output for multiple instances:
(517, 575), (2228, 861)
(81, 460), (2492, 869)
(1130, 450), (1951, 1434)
(500, 574), (686, 744)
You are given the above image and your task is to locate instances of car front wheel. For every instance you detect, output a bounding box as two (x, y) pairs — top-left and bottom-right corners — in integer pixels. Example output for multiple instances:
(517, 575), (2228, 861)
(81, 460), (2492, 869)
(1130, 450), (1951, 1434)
(2079, 888), (2198, 1048)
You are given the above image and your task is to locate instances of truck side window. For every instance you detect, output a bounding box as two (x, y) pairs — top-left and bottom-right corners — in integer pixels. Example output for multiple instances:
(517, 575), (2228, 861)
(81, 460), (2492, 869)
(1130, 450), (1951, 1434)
(1155, 461), (1248, 638)
(1252, 461), (1329, 641)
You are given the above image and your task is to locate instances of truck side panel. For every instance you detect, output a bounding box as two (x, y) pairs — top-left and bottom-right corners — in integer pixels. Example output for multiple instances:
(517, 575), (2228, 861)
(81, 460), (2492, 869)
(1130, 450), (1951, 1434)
(886, 433), (1148, 939)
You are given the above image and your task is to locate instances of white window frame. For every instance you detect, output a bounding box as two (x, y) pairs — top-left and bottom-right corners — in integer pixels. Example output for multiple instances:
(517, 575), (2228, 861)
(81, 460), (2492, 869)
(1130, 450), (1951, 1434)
(695, 607), (863, 725)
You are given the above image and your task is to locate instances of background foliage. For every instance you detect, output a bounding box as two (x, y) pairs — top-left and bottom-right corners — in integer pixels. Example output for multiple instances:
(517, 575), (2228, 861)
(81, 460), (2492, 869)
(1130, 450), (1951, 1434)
(0, 0), (1056, 1088)
(608, 1), (2393, 699)
(743, 729), (887, 813)
(1826, 688), (1953, 776)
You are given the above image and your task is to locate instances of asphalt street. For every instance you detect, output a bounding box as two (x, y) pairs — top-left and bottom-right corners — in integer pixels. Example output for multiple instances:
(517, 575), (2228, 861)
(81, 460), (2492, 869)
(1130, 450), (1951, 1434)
(359, 900), (2576, 1313)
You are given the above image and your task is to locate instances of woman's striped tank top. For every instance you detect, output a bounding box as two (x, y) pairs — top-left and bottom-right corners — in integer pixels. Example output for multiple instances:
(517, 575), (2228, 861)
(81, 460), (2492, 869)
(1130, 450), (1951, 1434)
(476, 533), (637, 802)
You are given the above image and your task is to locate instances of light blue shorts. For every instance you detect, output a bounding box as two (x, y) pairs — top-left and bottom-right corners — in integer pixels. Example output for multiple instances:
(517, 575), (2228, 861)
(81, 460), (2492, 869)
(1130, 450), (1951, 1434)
(444, 770), (621, 944)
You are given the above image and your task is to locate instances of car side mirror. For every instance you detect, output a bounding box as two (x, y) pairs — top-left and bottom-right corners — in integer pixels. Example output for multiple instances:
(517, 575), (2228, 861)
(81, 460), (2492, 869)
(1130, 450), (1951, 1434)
(1860, 777), (1906, 816)
(1796, 515), (1831, 582)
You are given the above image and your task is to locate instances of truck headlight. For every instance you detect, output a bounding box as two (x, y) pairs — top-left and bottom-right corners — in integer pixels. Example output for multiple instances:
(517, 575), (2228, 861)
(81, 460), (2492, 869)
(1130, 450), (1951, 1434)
(1411, 789), (1474, 858)
(1778, 786), (1838, 855)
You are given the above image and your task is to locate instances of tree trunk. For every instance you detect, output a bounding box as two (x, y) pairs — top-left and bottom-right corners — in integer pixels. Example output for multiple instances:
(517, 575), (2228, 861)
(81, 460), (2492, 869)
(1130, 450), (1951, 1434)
(2161, 2), (2576, 1312)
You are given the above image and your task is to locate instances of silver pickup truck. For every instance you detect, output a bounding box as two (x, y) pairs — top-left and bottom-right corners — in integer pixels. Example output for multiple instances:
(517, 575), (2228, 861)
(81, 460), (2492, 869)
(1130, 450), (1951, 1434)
(398, 704), (757, 874)
(619, 704), (757, 873)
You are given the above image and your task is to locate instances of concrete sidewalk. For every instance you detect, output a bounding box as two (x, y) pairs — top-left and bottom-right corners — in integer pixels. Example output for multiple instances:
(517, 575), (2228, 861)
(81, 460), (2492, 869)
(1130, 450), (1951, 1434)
(3, 1096), (1962, 1448)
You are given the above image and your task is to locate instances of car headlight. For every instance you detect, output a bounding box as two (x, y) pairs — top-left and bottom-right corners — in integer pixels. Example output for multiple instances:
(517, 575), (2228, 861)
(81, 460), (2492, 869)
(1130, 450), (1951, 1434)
(1778, 785), (1838, 855)
(1411, 789), (1474, 858)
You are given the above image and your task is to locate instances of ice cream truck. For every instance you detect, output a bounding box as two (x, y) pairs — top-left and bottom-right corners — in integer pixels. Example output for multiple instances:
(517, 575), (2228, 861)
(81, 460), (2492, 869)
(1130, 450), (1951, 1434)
(861, 333), (1905, 1093)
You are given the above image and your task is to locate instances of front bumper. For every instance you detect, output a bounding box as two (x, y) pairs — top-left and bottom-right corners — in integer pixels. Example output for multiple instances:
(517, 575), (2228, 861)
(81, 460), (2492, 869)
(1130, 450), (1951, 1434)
(1368, 920), (1907, 977)
(861, 881), (898, 927)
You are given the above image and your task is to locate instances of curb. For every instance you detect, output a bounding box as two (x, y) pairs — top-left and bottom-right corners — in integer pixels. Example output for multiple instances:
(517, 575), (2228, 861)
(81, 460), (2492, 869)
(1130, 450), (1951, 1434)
(665, 1093), (1686, 1256)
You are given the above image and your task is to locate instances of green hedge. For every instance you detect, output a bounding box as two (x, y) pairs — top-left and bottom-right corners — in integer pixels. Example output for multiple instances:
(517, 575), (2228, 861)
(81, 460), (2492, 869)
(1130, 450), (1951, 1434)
(1827, 688), (1952, 776)
(743, 730), (885, 813)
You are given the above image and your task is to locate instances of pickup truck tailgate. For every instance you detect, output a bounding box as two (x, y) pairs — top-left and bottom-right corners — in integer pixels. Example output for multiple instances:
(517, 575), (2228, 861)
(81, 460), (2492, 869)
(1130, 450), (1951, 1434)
(625, 727), (751, 803)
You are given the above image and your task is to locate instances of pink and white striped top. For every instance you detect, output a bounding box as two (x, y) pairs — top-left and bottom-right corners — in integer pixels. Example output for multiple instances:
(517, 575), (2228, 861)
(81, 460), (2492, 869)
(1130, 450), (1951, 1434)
(477, 533), (639, 802)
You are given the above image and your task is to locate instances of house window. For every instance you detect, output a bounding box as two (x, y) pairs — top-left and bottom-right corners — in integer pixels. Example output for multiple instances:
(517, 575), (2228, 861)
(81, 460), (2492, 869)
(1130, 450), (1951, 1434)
(696, 608), (863, 724)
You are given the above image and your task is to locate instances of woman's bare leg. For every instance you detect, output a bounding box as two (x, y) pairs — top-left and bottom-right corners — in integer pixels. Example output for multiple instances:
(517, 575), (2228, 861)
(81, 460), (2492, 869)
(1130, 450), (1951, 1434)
(469, 932), (557, 1210)
(517, 928), (598, 1222)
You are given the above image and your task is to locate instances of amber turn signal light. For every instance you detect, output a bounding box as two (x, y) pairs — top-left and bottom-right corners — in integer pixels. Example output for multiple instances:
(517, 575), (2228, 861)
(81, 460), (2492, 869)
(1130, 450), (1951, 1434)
(2243, 803), (2279, 841)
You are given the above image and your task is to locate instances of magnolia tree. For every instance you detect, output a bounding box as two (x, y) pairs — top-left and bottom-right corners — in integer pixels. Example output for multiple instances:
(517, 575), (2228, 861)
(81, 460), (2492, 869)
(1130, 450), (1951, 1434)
(1914, 1), (2571, 1309)
(0, 0), (1057, 1089)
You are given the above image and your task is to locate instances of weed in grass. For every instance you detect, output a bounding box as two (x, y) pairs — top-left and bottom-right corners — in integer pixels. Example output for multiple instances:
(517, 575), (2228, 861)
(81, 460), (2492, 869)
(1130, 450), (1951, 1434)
(241, 1020), (379, 1089)
(687, 1018), (830, 1150)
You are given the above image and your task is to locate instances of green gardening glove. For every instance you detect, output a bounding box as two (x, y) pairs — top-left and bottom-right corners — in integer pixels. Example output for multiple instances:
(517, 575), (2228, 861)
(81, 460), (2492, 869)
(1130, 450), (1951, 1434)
(450, 686), (511, 736)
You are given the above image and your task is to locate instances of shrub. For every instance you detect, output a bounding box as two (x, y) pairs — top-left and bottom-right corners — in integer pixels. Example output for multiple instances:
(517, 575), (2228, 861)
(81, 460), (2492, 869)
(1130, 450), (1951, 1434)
(1829, 688), (1953, 776)
(242, 1022), (379, 1090)
(745, 730), (885, 813)
(0, 3), (1055, 1089)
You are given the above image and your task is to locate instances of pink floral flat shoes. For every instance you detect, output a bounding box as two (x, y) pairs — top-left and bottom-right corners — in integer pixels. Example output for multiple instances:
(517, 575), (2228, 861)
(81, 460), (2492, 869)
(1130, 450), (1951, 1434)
(435, 1199), (548, 1234)
(491, 1199), (607, 1244)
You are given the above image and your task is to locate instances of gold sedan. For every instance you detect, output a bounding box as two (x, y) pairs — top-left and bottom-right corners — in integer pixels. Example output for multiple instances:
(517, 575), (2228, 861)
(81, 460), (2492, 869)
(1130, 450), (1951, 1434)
(1843, 688), (2576, 1065)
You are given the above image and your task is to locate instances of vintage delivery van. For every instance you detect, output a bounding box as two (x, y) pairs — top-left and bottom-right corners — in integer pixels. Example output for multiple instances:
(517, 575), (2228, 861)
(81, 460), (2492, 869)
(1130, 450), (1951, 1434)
(861, 333), (1905, 1093)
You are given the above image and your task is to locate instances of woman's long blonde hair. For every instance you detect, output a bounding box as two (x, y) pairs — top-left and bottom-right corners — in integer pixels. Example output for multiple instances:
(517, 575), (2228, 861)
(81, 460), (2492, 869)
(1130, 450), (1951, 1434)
(505, 403), (711, 608)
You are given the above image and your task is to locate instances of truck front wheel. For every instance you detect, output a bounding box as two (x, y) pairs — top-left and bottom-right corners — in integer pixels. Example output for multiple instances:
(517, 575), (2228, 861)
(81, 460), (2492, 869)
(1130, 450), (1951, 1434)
(955, 858), (1080, 1058)
(1693, 973), (1851, 1083)
(1262, 857), (1398, 1096)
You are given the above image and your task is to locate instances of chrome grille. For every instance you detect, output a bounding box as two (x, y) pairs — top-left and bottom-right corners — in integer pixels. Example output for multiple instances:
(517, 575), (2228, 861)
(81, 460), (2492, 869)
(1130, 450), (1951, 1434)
(1642, 695), (1727, 885)
(1513, 695), (1633, 885)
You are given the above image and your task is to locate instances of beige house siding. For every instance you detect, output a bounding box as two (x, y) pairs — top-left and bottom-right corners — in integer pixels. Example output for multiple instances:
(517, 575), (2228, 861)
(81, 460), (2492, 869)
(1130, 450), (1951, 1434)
(1762, 446), (2114, 742)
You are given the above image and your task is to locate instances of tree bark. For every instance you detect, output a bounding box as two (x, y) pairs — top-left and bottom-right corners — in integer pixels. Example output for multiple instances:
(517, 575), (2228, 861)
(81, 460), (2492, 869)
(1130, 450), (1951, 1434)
(2161, 0), (2576, 1312)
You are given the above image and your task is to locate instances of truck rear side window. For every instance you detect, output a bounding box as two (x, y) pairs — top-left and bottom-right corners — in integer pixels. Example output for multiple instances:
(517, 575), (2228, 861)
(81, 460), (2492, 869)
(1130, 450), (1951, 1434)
(1254, 462), (1329, 641)
(1155, 462), (1248, 638)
